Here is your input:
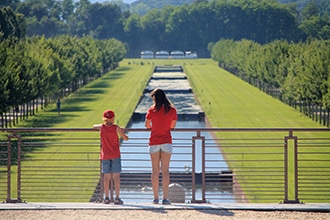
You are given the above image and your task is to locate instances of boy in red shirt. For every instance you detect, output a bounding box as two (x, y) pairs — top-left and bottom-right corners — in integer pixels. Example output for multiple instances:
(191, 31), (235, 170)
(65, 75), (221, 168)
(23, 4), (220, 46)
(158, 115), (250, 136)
(93, 110), (129, 204)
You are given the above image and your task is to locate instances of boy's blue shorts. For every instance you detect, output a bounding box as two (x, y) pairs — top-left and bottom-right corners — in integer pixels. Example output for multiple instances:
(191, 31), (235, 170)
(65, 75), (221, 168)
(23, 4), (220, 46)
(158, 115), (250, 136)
(101, 158), (121, 174)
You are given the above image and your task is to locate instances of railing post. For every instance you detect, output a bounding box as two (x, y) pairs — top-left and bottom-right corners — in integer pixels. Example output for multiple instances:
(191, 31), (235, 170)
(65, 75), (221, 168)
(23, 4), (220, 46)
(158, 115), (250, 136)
(201, 136), (206, 202)
(17, 135), (22, 202)
(283, 130), (300, 204)
(99, 141), (104, 202)
(6, 135), (11, 203)
(191, 130), (206, 203)
(191, 134), (196, 202)
(6, 132), (23, 203)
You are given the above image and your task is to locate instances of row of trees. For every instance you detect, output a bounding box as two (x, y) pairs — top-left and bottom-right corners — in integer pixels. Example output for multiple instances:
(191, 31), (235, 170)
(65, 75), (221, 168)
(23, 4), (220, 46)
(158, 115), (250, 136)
(211, 38), (330, 126)
(0, 35), (126, 127)
(130, 0), (194, 15)
(1, 0), (329, 57)
(132, 0), (330, 16)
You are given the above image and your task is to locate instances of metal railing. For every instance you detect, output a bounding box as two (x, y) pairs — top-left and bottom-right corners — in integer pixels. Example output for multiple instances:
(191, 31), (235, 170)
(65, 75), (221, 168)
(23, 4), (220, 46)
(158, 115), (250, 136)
(0, 128), (329, 204)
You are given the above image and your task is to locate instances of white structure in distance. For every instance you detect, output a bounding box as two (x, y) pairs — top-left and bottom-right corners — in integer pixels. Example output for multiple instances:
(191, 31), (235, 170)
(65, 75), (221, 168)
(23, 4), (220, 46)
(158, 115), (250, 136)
(184, 51), (198, 59)
(140, 50), (154, 59)
(140, 50), (198, 59)
(155, 50), (170, 59)
(170, 50), (185, 59)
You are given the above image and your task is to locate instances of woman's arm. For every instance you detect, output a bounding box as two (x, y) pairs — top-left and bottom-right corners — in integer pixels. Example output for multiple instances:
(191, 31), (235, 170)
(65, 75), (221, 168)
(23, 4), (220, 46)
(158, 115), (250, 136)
(170, 120), (177, 129)
(145, 119), (152, 129)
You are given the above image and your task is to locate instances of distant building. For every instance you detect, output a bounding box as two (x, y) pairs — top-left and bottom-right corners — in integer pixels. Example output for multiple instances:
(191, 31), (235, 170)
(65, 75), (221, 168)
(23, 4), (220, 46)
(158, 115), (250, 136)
(170, 51), (185, 59)
(185, 51), (198, 59)
(140, 50), (154, 59)
(155, 50), (169, 59)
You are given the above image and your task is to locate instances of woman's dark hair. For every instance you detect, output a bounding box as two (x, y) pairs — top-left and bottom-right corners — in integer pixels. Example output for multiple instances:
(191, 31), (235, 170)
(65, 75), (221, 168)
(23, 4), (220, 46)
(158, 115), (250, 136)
(150, 88), (173, 113)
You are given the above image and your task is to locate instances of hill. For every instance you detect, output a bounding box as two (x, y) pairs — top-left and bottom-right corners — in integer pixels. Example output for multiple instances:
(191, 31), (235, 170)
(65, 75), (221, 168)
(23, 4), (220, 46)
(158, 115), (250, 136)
(131, 0), (194, 8)
(87, 0), (137, 3)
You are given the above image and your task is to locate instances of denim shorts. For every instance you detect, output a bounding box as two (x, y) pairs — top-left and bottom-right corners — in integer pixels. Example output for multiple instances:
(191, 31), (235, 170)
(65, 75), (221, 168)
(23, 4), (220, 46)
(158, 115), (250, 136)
(101, 158), (122, 174)
(149, 143), (172, 154)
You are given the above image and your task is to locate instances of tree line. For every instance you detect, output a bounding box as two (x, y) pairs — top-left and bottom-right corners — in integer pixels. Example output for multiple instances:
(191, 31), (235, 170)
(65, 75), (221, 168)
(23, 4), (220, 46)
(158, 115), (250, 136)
(132, 0), (329, 16)
(211, 38), (330, 126)
(0, 35), (126, 127)
(1, 0), (329, 57)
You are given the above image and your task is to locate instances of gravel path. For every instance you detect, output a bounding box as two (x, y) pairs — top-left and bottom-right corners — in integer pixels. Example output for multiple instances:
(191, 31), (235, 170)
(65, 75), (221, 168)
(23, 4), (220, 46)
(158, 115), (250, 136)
(1, 210), (329, 220)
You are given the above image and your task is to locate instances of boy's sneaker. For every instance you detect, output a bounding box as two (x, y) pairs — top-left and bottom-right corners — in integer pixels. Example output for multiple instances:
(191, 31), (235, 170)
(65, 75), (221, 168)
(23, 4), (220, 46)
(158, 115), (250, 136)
(162, 199), (171, 205)
(114, 197), (124, 205)
(152, 198), (159, 204)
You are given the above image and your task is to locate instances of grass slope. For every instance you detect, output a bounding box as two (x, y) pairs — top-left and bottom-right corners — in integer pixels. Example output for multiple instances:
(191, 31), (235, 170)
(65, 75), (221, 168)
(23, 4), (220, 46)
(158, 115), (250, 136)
(183, 59), (325, 128)
(22, 61), (154, 129)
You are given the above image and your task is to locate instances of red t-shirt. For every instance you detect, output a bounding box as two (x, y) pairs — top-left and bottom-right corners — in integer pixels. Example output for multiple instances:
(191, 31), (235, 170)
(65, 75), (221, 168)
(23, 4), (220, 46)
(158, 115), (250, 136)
(146, 106), (178, 145)
(100, 124), (120, 160)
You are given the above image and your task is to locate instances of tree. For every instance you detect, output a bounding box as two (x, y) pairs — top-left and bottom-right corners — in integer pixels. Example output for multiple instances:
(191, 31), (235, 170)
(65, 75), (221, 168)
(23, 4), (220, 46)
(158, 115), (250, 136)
(61, 0), (75, 21)
(166, 7), (192, 51)
(301, 1), (320, 19)
(0, 6), (26, 40)
(16, 0), (65, 37)
(123, 14), (141, 56)
(0, 40), (11, 113)
(299, 1), (330, 40)
(0, 0), (20, 10)
(140, 9), (167, 50)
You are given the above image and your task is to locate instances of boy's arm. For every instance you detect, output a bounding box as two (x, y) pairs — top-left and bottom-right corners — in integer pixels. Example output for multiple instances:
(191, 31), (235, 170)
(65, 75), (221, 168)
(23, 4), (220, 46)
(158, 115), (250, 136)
(93, 124), (102, 130)
(117, 126), (129, 141)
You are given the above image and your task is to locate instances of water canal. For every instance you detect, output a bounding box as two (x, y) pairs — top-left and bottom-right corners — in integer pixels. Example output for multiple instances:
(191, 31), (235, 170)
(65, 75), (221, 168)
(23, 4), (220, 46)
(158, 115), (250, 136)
(117, 65), (235, 203)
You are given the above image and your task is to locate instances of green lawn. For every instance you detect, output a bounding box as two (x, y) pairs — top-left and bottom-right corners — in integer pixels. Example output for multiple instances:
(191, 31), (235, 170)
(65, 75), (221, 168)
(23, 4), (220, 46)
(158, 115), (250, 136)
(183, 59), (324, 128)
(25, 60), (154, 129)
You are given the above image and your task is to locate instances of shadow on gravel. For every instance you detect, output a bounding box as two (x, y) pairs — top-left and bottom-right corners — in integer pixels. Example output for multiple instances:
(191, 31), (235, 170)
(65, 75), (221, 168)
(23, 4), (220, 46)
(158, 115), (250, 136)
(119, 203), (235, 217)
(196, 209), (234, 217)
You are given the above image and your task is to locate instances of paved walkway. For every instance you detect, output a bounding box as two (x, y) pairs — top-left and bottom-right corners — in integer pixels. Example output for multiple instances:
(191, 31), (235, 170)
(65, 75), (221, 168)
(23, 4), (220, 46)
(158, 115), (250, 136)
(1, 202), (329, 212)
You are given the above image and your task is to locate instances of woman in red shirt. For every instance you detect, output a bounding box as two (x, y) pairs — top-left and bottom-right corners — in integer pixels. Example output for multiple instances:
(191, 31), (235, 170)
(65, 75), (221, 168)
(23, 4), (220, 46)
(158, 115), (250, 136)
(145, 88), (178, 205)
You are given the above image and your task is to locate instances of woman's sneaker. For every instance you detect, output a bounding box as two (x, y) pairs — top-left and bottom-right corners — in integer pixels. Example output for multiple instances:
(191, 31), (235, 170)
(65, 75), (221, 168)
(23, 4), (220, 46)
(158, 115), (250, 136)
(162, 199), (171, 205)
(103, 197), (110, 204)
(152, 198), (159, 204)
